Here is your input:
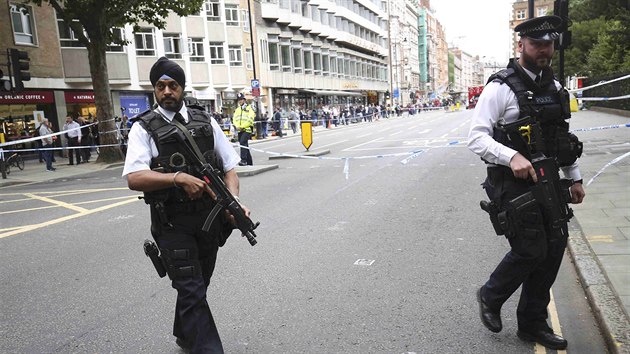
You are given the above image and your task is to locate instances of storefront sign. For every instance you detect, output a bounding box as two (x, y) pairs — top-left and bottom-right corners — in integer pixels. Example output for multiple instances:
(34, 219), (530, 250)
(0, 91), (55, 104)
(65, 91), (95, 103)
(120, 95), (151, 118)
(276, 89), (298, 95)
(222, 92), (237, 100)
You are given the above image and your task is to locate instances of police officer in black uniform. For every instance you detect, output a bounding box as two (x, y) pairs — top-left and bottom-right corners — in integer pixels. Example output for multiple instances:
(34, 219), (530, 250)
(468, 16), (586, 350)
(123, 57), (248, 353)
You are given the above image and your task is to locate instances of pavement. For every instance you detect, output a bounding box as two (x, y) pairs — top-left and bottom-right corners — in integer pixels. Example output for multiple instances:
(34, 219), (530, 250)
(1, 111), (629, 352)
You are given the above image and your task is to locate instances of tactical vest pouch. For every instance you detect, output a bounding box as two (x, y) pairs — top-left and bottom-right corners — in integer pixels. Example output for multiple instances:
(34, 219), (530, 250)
(556, 132), (583, 166)
(503, 191), (545, 240)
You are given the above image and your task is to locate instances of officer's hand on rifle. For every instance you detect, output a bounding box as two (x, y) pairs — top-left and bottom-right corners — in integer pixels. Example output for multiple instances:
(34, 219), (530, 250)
(223, 201), (251, 229)
(570, 182), (585, 204)
(510, 152), (538, 182)
(174, 172), (218, 200)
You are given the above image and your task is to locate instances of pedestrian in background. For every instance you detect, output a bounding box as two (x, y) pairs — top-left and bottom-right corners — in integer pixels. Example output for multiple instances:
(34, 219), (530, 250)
(233, 93), (255, 165)
(273, 107), (283, 137)
(63, 115), (82, 165)
(77, 116), (91, 162)
(289, 108), (298, 134)
(469, 16), (585, 350)
(39, 119), (55, 171)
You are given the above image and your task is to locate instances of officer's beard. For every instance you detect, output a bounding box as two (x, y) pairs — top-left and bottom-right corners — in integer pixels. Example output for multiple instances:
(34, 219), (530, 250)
(158, 96), (184, 112)
(520, 51), (552, 72)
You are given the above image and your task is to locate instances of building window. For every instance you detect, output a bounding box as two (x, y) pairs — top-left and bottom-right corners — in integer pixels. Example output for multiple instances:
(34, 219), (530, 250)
(516, 10), (526, 20)
(107, 28), (125, 52)
(188, 38), (205, 61)
(57, 18), (83, 47)
(329, 55), (337, 76)
(209, 42), (225, 64)
(292, 42), (302, 74)
(229, 45), (243, 66)
(303, 45), (312, 74)
(10, 4), (36, 45)
(241, 10), (250, 32)
(134, 28), (155, 56)
(322, 54), (329, 75)
(268, 35), (279, 71)
(225, 5), (239, 26)
(163, 34), (182, 59)
(205, 0), (221, 21)
(313, 52), (321, 75)
(537, 7), (548, 16)
(280, 39), (291, 72)
(245, 48), (253, 70)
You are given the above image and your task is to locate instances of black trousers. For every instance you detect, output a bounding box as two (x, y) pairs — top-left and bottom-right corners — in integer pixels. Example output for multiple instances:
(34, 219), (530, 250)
(481, 167), (568, 330)
(152, 206), (224, 354)
(67, 137), (82, 164)
(238, 131), (252, 165)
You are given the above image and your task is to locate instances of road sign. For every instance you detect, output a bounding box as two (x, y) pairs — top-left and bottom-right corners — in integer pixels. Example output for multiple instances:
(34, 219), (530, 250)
(252, 87), (261, 97)
(301, 121), (312, 150)
(251, 79), (260, 89)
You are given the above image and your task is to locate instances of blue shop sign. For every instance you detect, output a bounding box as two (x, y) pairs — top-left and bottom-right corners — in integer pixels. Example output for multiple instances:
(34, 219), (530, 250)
(120, 95), (151, 118)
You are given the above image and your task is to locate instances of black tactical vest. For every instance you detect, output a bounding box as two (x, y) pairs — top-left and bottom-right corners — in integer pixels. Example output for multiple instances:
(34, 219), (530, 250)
(489, 59), (582, 166)
(134, 108), (221, 203)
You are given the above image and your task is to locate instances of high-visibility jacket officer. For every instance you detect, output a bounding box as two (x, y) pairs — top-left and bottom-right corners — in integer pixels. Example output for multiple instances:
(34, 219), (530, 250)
(232, 93), (256, 166)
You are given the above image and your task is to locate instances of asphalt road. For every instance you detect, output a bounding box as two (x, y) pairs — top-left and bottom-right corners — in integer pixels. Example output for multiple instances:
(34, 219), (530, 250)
(0, 110), (608, 353)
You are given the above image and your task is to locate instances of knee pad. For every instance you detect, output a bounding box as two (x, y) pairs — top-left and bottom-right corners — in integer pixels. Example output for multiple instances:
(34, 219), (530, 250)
(160, 248), (202, 280)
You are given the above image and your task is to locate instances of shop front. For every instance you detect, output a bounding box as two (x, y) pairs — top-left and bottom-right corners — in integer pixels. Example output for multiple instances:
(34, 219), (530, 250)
(65, 91), (96, 119)
(0, 90), (58, 155)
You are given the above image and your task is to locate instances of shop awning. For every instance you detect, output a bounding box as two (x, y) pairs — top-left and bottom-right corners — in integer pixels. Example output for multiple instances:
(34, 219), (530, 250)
(300, 89), (363, 97)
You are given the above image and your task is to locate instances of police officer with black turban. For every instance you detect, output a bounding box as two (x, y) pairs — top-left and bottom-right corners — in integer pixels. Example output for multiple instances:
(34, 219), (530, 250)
(123, 57), (249, 353)
(468, 16), (585, 350)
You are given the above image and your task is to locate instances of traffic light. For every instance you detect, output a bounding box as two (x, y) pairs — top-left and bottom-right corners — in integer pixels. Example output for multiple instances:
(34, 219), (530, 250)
(10, 49), (31, 92)
(385, 90), (390, 98)
(0, 69), (12, 92)
(554, 0), (571, 48)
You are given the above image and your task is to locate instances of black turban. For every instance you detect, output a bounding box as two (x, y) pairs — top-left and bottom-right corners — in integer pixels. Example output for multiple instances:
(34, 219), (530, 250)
(149, 57), (186, 88)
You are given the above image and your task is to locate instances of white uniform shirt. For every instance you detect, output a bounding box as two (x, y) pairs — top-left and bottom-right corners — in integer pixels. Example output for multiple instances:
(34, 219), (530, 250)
(467, 66), (581, 181)
(122, 104), (240, 177)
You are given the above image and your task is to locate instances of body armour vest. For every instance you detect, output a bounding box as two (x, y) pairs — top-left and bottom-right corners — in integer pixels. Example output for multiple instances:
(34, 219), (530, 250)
(489, 59), (582, 167)
(134, 108), (221, 203)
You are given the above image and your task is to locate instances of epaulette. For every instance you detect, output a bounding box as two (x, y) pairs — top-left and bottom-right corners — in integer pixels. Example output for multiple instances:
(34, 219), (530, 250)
(487, 68), (516, 85)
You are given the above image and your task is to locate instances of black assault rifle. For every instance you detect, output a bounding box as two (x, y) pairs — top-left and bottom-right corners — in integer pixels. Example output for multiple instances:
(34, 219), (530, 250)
(198, 162), (259, 246)
(172, 119), (260, 246)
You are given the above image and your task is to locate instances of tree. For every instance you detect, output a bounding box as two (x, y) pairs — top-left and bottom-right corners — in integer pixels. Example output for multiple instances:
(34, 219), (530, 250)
(29, 0), (204, 162)
(556, 0), (630, 77)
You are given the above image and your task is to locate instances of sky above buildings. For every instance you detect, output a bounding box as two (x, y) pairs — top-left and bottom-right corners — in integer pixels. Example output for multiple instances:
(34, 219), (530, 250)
(430, 0), (514, 64)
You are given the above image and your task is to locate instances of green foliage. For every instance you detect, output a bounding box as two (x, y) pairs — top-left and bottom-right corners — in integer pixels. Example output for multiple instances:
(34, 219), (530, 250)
(587, 20), (630, 75)
(556, 0), (630, 77)
(30, 0), (204, 47)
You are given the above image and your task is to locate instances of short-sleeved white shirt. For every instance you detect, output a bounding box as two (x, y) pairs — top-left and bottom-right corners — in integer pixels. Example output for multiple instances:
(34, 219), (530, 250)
(122, 104), (240, 178)
(467, 66), (581, 181)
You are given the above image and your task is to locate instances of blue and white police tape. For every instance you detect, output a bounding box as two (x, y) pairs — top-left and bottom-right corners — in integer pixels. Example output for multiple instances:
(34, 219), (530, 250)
(587, 150), (630, 187)
(0, 122), (96, 148)
(570, 123), (630, 133)
(568, 74), (630, 93)
(232, 139), (467, 179)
